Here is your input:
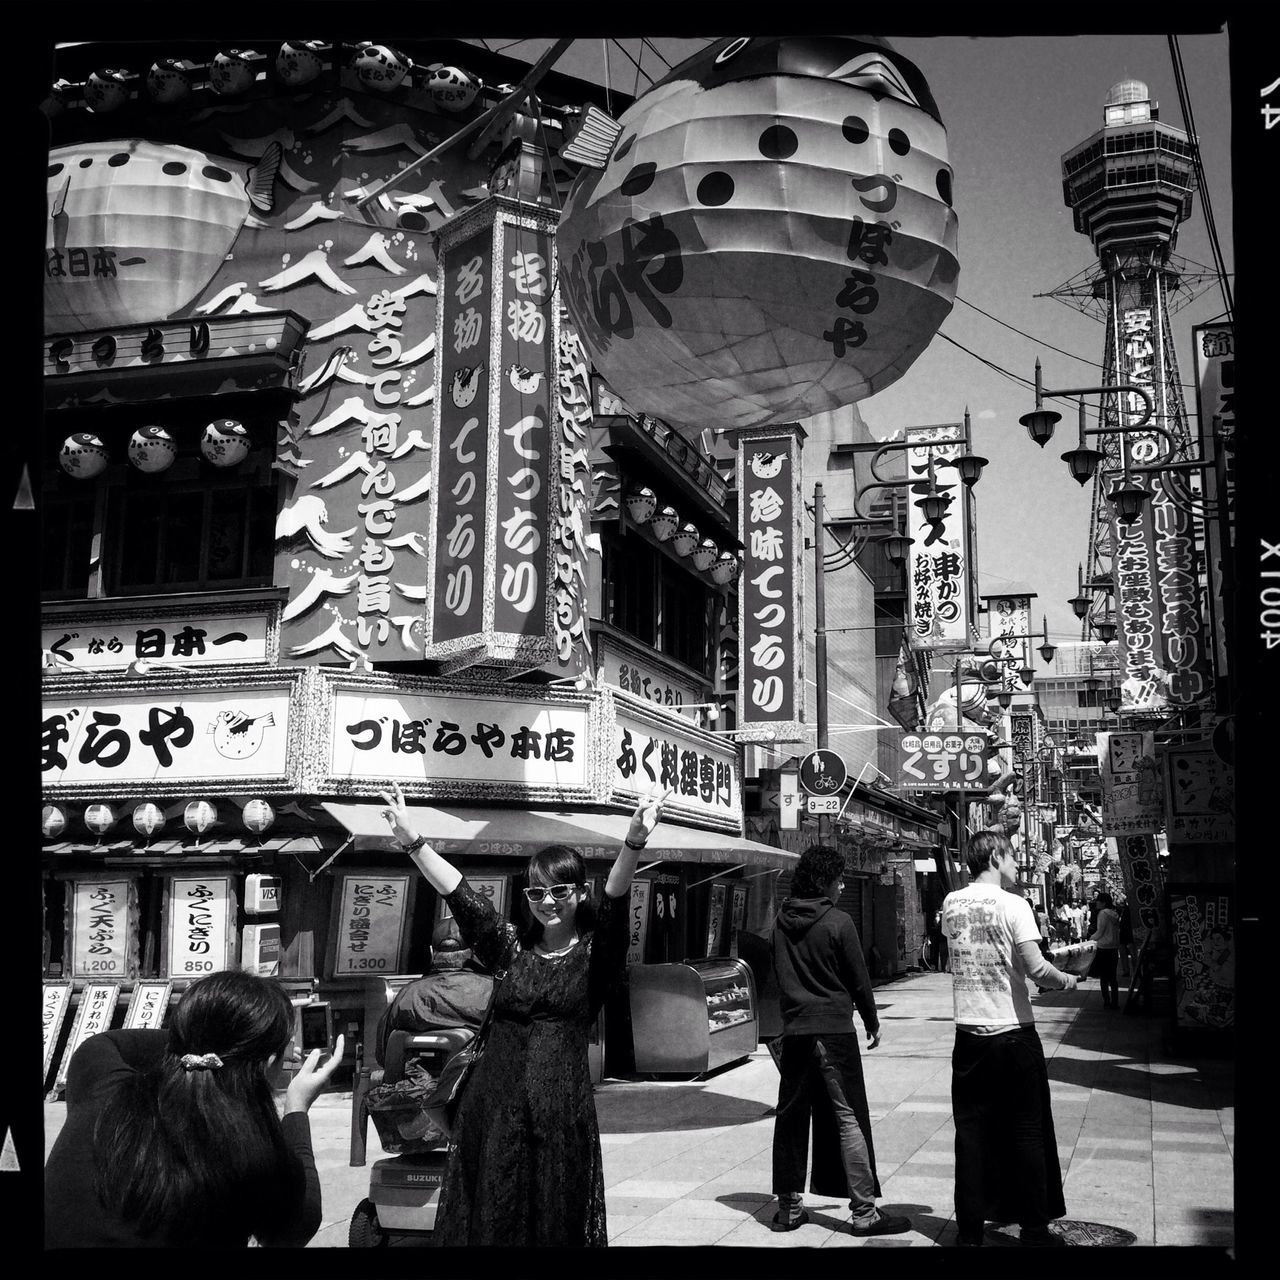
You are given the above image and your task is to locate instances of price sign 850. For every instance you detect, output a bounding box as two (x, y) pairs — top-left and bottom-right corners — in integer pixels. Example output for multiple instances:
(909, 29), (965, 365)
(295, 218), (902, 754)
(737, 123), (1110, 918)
(897, 733), (990, 791)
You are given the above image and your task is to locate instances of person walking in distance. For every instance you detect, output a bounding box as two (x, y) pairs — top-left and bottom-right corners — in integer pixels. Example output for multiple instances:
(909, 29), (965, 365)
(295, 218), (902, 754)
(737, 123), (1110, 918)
(1088, 892), (1122, 1009)
(941, 831), (1078, 1248)
(768, 844), (910, 1237)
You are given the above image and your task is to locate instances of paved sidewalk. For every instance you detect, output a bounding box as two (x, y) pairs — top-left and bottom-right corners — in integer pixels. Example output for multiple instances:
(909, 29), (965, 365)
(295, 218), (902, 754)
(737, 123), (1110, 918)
(43, 970), (1234, 1251)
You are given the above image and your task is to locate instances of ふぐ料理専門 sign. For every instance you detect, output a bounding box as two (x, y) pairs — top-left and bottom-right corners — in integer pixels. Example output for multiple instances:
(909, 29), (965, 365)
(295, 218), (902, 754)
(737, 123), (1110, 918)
(736, 426), (805, 742)
(425, 199), (560, 667)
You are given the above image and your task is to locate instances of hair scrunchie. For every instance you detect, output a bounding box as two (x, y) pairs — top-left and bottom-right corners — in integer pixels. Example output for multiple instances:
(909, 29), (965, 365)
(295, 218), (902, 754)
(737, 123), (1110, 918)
(179, 1052), (225, 1071)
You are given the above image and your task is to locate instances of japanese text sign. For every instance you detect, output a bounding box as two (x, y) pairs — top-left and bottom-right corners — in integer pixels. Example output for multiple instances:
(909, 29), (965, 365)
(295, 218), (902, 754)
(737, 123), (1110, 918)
(331, 873), (413, 978)
(897, 731), (989, 791)
(69, 878), (134, 980)
(906, 423), (974, 652)
(124, 981), (173, 1031)
(1114, 833), (1165, 946)
(165, 876), (232, 978)
(626, 879), (652, 967)
(56, 982), (121, 1094)
(42, 610), (270, 672)
(43, 982), (73, 1083)
(1098, 730), (1162, 835)
(1167, 884), (1233, 1031)
(1161, 741), (1234, 845)
(985, 594), (1032, 684)
(736, 425), (805, 742)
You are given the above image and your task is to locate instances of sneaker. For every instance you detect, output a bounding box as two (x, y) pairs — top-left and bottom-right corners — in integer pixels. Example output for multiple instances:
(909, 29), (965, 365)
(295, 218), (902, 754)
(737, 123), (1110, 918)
(1020, 1226), (1067, 1247)
(770, 1208), (809, 1233)
(849, 1211), (912, 1237)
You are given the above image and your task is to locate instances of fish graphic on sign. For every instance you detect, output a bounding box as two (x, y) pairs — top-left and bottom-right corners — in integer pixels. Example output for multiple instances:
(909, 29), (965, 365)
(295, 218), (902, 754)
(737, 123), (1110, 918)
(209, 709), (277, 760)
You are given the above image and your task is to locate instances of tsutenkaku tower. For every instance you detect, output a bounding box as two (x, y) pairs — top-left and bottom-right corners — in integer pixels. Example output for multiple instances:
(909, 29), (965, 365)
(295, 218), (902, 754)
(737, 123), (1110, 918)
(1057, 79), (1210, 708)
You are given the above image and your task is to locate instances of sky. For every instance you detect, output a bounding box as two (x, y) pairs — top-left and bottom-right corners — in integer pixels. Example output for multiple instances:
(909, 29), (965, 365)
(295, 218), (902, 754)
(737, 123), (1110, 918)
(465, 28), (1233, 669)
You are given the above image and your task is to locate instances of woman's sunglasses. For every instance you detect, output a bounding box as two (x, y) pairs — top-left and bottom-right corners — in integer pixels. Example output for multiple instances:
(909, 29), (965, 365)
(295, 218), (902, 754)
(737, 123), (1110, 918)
(522, 883), (581, 904)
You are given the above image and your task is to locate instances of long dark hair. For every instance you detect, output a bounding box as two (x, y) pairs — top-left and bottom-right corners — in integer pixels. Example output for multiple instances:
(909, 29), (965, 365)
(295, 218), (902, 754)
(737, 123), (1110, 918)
(519, 843), (597, 945)
(92, 970), (299, 1244)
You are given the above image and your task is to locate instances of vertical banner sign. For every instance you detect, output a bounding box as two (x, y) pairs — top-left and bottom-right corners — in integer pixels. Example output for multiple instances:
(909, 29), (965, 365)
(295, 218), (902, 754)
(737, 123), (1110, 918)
(56, 982), (121, 1094)
(69, 878), (134, 979)
(1116, 833), (1165, 948)
(124, 981), (173, 1031)
(906, 423), (973, 652)
(626, 879), (652, 966)
(427, 221), (495, 658)
(779, 770), (799, 830)
(1098, 730), (1162, 834)
(166, 876), (232, 978)
(1111, 306), (1210, 713)
(706, 882), (728, 956)
(1009, 711), (1037, 807)
(736, 425), (805, 742)
(1192, 322), (1235, 695)
(43, 982), (73, 1084)
(426, 198), (559, 667)
(331, 872), (413, 977)
(1161, 741), (1234, 845)
(730, 884), (749, 944)
(986, 594), (1032, 682)
(1167, 884), (1234, 1031)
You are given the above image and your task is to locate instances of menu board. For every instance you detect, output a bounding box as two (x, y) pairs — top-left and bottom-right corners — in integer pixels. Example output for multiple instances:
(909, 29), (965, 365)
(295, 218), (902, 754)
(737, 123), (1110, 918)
(43, 982), (73, 1083)
(68, 877), (137, 980)
(330, 872), (415, 978)
(124, 981), (173, 1031)
(55, 981), (121, 1094)
(164, 875), (234, 978)
(626, 880), (652, 967)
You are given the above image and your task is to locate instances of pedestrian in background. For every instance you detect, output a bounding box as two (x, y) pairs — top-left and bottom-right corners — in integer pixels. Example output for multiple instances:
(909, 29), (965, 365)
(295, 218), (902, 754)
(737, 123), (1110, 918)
(941, 831), (1078, 1248)
(1116, 899), (1136, 981)
(45, 970), (344, 1248)
(768, 844), (910, 1237)
(1088, 892), (1122, 1008)
(381, 781), (669, 1247)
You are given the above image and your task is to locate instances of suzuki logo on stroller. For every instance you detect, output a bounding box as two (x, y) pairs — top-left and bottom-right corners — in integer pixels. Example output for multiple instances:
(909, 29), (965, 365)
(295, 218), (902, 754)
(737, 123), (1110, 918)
(406, 1173), (442, 1186)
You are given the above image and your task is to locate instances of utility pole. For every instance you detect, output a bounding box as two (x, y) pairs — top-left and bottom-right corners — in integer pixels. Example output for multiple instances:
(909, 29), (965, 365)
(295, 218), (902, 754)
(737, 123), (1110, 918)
(952, 656), (968, 883)
(814, 482), (830, 842)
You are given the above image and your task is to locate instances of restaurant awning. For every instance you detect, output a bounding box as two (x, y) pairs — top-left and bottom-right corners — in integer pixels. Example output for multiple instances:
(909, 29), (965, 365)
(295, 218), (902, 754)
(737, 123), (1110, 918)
(321, 803), (798, 871)
(43, 835), (327, 857)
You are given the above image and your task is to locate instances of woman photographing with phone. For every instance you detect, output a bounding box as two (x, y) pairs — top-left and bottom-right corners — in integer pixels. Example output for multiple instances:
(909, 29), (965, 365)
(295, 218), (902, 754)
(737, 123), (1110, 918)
(44, 970), (344, 1248)
(379, 781), (671, 1247)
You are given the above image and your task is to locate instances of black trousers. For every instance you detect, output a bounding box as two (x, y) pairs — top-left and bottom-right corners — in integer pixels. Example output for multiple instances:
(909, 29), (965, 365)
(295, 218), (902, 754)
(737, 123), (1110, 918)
(952, 1026), (1065, 1238)
(1093, 947), (1120, 1006)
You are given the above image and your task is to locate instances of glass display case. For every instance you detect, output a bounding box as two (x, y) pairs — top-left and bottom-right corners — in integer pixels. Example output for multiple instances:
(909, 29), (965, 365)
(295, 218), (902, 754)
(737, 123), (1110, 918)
(628, 956), (758, 1075)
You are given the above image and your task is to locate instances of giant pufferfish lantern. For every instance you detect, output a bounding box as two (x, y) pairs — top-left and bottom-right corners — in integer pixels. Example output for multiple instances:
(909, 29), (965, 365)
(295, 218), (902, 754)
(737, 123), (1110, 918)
(558, 36), (958, 431)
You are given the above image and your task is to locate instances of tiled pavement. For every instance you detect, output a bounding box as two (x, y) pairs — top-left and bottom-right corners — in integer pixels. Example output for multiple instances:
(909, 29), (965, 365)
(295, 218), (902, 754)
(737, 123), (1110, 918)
(44, 969), (1235, 1252)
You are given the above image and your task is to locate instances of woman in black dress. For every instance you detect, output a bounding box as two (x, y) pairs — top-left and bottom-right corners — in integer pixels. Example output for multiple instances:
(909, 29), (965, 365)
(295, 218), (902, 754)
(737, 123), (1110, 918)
(380, 782), (670, 1247)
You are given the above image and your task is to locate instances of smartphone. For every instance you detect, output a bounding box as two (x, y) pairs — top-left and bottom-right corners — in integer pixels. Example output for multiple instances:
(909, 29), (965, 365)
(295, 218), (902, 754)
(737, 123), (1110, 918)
(299, 1001), (334, 1054)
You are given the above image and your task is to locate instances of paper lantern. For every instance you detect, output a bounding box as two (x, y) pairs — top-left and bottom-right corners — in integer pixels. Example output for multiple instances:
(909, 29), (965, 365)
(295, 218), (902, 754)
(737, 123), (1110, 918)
(128, 425), (177, 473)
(45, 139), (277, 333)
(711, 551), (741, 584)
(691, 537), (721, 571)
(650, 505), (680, 541)
(625, 486), (658, 524)
(84, 803), (117, 836)
(146, 59), (192, 104)
(59, 433), (110, 479)
(210, 50), (256, 96)
(242, 798), (275, 836)
(84, 69), (131, 114)
(428, 65), (479, 112)
(277, 40), (325, 87)
(559, 36), (958, 430)
(184, 799), (218, 836)
(201, 418), (252, 467)
(672, 522), (701, 557)
(42, 804), (67, 840)
(41, 79), (73, 118)
(353, 44), (410, 91)
(132, 802), (166, 838)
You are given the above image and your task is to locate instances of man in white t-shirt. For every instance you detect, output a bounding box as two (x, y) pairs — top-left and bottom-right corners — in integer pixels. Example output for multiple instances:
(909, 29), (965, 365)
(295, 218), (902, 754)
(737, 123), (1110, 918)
(941, 831), (1078, 1248)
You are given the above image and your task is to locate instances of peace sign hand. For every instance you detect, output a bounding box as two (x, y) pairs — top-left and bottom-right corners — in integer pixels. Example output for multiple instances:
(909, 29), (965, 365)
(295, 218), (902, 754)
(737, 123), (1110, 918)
(379, 782), (415, 849)
(627, 786), (673, 846)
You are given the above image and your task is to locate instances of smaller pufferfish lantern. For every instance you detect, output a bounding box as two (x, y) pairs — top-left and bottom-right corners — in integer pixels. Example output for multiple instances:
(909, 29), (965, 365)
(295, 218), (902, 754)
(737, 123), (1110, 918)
(276, 40), (325, 87)
(242, 798), (276, 837)
(201, 418), (251, 467)
(41, 78), (74, 118)
(711, 551), (741, 584)
(650, 505), (680, 542)
(84, 803), (118, 837)
(691, 537), (721, 572)
(625, 486), (658, 525)
(210, 49), (257, 96)
(133, 802), (167, 840)
(184, 799), (219, 837)
(428, 65), (479, 112)
(353, 43), (411, 91)
(671, 522), (701, 558)
(42, 803), (68, 841)
(146, 58), (192, 104)
(128, 426), (177, 473)
(59, 433), (110, 480)
(84, 68), (132, 114)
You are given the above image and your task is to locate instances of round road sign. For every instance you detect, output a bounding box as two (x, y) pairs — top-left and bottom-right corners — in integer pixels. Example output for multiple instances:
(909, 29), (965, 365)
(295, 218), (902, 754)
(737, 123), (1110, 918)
(799, 749), (848, 796)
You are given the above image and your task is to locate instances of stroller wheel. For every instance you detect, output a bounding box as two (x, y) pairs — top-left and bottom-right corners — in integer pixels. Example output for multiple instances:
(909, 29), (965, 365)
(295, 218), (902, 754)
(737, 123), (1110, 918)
(349, 1198), (388, 1247)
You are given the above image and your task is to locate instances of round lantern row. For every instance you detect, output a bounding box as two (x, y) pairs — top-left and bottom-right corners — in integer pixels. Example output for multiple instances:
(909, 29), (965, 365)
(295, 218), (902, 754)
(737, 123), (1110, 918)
(624, 487), (742, 585)
(42, 799), (276, 840)
(57, 419), (252, 480)
(45, 43), (481, 116)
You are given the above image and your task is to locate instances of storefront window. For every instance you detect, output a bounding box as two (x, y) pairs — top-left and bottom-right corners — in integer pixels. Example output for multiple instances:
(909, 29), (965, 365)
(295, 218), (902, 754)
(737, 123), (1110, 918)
(41, 488), (96, 599)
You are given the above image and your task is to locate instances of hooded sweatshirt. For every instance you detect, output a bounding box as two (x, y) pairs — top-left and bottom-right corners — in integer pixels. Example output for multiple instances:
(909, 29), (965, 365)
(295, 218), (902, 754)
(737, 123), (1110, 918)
(771, 896), (879, 1037)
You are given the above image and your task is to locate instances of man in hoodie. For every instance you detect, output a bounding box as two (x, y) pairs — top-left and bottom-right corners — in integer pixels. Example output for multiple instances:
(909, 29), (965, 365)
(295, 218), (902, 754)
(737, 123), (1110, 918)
(769, 844), (910, 1237)
(941, 831), (1078, 1248)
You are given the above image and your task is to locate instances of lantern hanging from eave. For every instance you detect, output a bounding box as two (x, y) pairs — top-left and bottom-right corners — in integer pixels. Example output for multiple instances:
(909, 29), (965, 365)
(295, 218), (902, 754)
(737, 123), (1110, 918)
(146, 59), (192, 104)
(42, 804), (68, 840)
(625, 486), (658, 524)
(84, 69), (131, 114)
(672, 522), (701, 557)
(277, 40), (325, 87)
(242, 798), (275, 836)
(210, 50), (257, 96)
(132, 801), (166, 839)
(59, 433), (110, 479)
(41, 79), (73, 118)
(128, 425), (177, 473)
(184, 799), (218, 837)
(201, 418), (251, 467)
(84, 803), (117, 836)
(559, 35), (958, 431)
(650, 505), (680, 542)
(353, 43), (410, 91)
(45, 139), (279, 333)
(428, 65), (479, 112)
(711, 551), (741, 584)
(691, 537), (720, 571)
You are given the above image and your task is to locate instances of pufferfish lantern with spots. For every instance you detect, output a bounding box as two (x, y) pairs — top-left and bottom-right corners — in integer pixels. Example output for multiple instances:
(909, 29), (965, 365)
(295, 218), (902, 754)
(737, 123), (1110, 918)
(558, 36), (959, 431)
